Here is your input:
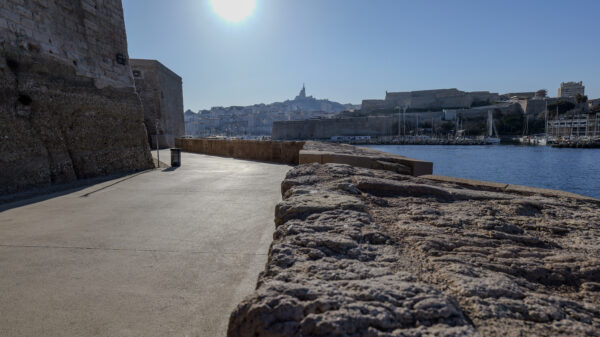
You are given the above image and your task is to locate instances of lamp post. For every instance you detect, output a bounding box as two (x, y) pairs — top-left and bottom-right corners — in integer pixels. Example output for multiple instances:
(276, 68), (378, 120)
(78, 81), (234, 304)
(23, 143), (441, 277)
(155, 119), (160, 166)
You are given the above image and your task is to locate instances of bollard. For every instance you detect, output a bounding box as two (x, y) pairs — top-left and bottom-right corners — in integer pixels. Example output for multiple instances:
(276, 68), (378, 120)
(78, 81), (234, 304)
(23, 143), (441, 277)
(170, 148), (181, 167)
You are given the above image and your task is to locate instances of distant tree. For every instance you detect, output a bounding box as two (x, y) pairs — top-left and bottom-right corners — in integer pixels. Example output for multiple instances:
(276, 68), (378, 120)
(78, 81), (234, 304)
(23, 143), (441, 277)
(497, 111), (524, 135)
(471, 99), (491, 107)
(547, 100), (576, 115)
(535, 89), (547, 98)
(439, 121), (454, 134)
(575, 93), (588, 104)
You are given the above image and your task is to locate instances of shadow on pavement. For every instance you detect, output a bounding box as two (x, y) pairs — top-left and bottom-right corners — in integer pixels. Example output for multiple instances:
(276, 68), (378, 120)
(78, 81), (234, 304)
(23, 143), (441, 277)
(0, 169), (153, 212)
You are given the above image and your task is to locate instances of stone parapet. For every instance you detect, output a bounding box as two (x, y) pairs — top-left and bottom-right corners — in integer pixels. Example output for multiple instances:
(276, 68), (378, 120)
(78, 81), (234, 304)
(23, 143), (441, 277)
(175, 138), (305, 165)
(300, 141), (433, 176)
(175, 139), (432, 176)
(227, 163), (600, 336)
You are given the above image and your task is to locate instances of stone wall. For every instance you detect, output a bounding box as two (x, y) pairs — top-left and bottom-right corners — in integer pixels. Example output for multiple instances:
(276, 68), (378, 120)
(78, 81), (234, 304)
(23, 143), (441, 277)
(227, 163), (600, 337)
(300, 141), (432, 176)
(360, 99), (387, 111)
(519, 98), (547, 116)
(175, 139), (433, 176)
(0, 0), (153, 195)
(272, 115), (398, 140)
(362, 89), (500, 112)
(175, 138), (306, 165)
(131, 59), (185, 148)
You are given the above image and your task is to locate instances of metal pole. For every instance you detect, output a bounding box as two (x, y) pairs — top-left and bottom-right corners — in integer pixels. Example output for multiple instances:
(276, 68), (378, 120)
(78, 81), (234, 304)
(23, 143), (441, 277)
(544, 101), (548, 140)
(155, 120), (160, 166)
(402, 105), (406, 137)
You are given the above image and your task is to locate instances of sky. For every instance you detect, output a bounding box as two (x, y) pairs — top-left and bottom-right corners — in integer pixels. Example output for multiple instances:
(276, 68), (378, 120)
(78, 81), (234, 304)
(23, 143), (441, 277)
(122, 0), (600, 111)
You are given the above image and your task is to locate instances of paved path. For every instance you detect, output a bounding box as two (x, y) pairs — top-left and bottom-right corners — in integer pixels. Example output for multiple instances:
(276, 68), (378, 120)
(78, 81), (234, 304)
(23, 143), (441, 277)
(0, 152), (290, 337)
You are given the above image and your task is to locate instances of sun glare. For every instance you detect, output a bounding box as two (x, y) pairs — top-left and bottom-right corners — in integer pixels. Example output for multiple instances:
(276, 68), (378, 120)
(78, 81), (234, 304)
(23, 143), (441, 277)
(210, 0), (255, 22)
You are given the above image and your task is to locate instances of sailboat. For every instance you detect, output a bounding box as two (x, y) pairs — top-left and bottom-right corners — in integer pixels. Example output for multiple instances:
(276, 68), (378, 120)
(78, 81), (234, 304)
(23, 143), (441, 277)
(519, 101), (548, 146)
(484, 110), (501, 144)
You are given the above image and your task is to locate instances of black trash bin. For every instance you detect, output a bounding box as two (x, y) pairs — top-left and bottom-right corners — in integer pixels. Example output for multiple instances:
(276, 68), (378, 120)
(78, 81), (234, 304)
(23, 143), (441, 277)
(170, 148), (181, 167)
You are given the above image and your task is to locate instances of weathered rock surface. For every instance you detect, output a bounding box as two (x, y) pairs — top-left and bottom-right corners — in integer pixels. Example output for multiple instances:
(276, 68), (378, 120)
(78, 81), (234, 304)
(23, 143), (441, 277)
(228, 163), (600, 336)
(300, 141), (433, 176)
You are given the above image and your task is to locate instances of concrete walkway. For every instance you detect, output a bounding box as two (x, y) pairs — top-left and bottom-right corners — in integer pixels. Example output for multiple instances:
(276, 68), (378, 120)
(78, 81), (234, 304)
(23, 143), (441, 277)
(0, 152), (290, 337)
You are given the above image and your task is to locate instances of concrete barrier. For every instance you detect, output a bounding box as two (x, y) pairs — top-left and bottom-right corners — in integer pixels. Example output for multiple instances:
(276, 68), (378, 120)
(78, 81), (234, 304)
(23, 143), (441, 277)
(174, 138), (305, 165)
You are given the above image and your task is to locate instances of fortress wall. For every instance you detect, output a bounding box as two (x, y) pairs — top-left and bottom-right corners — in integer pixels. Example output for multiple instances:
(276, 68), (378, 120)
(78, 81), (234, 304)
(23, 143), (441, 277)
(0, 0), (153, 195)
(131, 59), (185, 148)
(521, 99), (546, 116)
(272, 116), (398, 140)
(470, 91), (499, 103)
(364, 89), (501, 112)
(360, 99), (388, 111)
(384, 92), (411, 107)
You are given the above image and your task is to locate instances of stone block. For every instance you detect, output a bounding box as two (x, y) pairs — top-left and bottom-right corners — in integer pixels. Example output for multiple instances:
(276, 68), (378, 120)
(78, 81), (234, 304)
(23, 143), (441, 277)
(421, 175), (508, 191)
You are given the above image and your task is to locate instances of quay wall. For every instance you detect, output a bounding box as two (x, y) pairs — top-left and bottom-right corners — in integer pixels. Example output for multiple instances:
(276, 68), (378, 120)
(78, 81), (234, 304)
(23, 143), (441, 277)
(0, 0), (153, 195)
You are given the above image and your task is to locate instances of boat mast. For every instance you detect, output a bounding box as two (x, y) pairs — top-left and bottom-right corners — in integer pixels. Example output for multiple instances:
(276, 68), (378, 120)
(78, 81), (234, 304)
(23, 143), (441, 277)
(544, 100), (548, 140)
(487, 110), (493, 137)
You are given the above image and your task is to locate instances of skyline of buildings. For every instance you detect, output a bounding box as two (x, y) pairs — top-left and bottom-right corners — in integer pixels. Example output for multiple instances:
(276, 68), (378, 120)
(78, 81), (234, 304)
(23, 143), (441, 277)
(184, 81), (596, 138)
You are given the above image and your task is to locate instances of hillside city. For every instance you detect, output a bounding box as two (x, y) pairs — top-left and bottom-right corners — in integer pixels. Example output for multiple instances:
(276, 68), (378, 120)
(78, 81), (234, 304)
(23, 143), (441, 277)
(184, 85), (358, 137)
(184, 81), (600, 145)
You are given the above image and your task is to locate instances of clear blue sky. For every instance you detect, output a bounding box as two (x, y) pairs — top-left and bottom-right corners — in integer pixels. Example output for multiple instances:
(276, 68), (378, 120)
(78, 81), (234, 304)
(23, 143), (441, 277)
(122, 0), (600, 111)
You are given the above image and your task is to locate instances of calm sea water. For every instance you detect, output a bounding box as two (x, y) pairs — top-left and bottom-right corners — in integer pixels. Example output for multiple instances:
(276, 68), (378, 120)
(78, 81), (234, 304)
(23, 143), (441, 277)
(363, 145), (600, 199)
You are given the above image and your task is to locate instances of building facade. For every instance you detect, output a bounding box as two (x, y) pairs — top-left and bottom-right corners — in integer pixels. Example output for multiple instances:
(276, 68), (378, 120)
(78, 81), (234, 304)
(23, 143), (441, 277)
(131, 59), (185, 149)
(558, 81), (585, 98)
(548, 113), (600, 138)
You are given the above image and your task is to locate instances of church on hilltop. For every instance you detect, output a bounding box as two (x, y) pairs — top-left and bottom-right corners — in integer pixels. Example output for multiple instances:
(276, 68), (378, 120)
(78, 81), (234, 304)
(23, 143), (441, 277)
(295, 84), (313, 101)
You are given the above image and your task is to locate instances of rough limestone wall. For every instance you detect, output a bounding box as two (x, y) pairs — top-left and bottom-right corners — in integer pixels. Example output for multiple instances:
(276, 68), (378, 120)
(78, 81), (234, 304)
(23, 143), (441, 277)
(0, 0), (153, 195)
(228, 163), (600, 337)
(130, 60), (160, 146)
(131, 59), (185, 148)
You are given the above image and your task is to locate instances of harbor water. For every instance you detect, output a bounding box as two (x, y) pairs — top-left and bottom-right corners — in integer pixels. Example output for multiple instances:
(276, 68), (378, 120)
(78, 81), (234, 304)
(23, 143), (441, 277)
(363, 145), (600, 199)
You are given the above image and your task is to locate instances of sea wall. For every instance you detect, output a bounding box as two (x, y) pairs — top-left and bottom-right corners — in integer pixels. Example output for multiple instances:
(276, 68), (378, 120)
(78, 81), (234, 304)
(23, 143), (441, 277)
(175, 139), (433, 176)
(300, 141), (432, 176)
(0, 0), (153, 195)
(175, 138), (306, 165)
(227, 162), (600, 337)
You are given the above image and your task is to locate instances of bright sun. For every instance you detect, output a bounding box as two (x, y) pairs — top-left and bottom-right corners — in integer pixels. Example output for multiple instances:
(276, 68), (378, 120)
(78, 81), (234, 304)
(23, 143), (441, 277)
(210, 0), (256, 22)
